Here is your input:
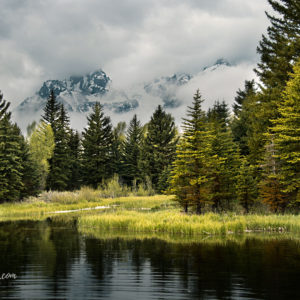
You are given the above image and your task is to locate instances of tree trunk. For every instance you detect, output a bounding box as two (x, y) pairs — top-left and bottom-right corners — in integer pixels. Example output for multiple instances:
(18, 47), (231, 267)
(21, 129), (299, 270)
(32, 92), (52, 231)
(196, 202), (202, 215)
(184, 203), (188, 213)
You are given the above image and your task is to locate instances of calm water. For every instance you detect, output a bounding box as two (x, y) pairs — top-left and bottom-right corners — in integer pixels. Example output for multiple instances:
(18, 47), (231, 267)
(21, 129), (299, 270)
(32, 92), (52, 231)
(0, 221), (300, 300)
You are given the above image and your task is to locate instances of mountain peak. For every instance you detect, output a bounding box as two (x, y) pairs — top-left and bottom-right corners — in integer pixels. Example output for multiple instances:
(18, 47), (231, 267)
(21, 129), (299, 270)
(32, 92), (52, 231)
(203, 58), (231, 71)
(38, 69), (110, 99)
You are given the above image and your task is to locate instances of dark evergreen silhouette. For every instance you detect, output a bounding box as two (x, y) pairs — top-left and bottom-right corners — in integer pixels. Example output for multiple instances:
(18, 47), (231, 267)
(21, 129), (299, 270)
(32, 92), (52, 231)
(81, 102), (113, 188)
(141, 105), (177, 192)
(122, 115), (143, 186)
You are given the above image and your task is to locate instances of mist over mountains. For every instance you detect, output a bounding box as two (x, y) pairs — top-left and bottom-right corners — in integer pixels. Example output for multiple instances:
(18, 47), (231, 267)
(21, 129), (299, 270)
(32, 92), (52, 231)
(13, 58), (255, 131)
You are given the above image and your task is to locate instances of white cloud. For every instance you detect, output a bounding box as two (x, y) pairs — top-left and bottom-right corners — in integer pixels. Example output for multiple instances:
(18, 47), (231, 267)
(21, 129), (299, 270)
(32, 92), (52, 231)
(0, 0), (270, 109)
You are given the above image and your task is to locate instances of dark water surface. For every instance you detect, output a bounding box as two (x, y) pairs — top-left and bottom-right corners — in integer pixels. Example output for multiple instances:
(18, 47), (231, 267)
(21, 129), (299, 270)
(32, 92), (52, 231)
(0, 221), (300, 299)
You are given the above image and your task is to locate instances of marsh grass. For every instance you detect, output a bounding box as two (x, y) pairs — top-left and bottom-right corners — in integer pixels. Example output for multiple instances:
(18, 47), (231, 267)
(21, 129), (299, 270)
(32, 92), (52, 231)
(1, 189), (300, 237)
(79, 226), (300, 245)
(0, 191), (174, 222)
(78, 211), (300, 236)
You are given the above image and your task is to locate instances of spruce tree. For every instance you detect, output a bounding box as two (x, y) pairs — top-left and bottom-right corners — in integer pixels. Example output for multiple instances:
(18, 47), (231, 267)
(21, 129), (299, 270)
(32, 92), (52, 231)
(122, 115), (143, 186)
(236, 158), (258, 213)
(67, 130), (82, 190)
(231, 80), (256, 157)
(82, 102), (113, 188)
(259, 138), (287, 212)
(170, 90), (214, 214)
(42, 90), (60, 132)
(111, 122), (126, 177)
(270, 59), (300, 207)
(255, 0), (300, 91)
(208, 102), (241, 212)
(15, 125), (40, 198)
(0, 92), (10, 120)
(141, 105), (177, 192)
(249, 0), (300, 164)
(46, 104), (71, 191)
(0, 93), (23, 202)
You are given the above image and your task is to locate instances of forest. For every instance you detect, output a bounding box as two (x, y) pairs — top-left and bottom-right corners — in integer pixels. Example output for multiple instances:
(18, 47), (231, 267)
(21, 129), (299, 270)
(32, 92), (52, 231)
(0, 0), (299, 215)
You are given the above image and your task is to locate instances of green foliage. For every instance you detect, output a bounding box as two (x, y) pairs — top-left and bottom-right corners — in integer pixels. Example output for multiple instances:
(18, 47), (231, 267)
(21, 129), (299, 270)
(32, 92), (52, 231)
(270, 59), (300, 207)
(0, 92), (10, 121)
(249, 0), (300, 165)
(28, 121), (55, 190)
(170, 90), (214, 214)
(208, 102), (241, 212)
(122, 115), (143, 185)
(17, 127), (40, 198)
(67, 130), (82, 190)
(236, 158), (258, 213)
(42, 90), (60, 131)
(0, 116), (23, 202)
(255, 0), (300, 91)
(0, 93), (25, 202)
(46, 104), (72, 191)
(141, 105), (178, 192)
(81, 102), (113, 188)
(231, 80), (257, 157)
(111, 122), (126, 176)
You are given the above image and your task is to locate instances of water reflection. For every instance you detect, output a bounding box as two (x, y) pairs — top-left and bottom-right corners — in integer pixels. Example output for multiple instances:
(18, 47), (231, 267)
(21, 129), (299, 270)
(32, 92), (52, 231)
(0, 221), (299, 299)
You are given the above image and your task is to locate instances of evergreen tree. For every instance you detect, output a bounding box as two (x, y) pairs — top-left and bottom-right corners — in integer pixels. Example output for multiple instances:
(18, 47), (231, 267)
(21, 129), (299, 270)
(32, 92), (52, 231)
(14, 125), (40, 198)
(42, 90), (60, 131)
(0, 93), (23, 202)
(207, 100), (229, 129)
(111, 122), (126, 177)
(28, 121), (55, 190)
(231, 80), (257, 157)
(270, 59), (300, 207)
(236, 158), (258, 213)
(259, 138), (287, 212)
(170, 90), (214, 214)
(142, 105), (178, 192)
(0, 92), (10, 121)
(208, 102), (241, 212)
(67, 130), (82, 190)
(255, 0), (300, 91)
(82, 102), (113, 188)
(249, 0), (300, 164)
(122, 115), (143, 186)
(46, 104), (71, 191)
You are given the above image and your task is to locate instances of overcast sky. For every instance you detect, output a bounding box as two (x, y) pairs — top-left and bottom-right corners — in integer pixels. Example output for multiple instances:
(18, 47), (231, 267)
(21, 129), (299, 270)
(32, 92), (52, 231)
(0, 0), (271, 107)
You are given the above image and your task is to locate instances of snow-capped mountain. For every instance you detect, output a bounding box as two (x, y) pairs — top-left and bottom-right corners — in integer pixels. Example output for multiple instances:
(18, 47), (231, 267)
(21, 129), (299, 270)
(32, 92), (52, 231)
(13, 58), (252, 131)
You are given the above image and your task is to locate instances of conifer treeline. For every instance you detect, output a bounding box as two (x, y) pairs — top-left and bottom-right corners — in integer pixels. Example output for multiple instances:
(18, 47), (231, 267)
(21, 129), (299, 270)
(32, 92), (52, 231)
(0, 0), (298, 214)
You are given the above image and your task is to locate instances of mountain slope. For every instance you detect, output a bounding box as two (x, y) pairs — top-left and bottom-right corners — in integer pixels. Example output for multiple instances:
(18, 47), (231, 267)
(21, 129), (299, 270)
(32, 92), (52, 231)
(13, 58), (252, 131)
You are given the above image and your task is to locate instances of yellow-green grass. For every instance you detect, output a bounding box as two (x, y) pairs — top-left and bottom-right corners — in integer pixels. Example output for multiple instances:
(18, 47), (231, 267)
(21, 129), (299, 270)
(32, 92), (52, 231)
(1, 191), (300, 237)
(0, 191), (174, 222)
(79, 226), (300, 245)
(78, 210), (300, 236)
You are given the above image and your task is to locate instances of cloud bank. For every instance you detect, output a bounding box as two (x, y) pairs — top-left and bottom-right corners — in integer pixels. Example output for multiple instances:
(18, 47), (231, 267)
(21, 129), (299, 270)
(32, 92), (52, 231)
(0, 0), (270, 108)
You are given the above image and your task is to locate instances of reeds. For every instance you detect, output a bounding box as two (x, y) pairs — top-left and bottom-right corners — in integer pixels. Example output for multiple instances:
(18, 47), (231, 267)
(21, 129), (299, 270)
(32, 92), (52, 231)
(78, 211), (300, 236)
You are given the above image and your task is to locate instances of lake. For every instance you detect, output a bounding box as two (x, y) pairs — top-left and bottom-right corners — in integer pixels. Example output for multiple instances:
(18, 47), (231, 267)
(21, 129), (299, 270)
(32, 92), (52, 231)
(0, 220), (299, 299)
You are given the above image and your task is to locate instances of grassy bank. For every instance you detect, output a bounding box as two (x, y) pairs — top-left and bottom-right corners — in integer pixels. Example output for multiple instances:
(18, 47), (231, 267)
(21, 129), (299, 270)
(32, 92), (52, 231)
(0, 189), (174, 222)
(1, 190), (300, 236)
(78, 210), (300, 236)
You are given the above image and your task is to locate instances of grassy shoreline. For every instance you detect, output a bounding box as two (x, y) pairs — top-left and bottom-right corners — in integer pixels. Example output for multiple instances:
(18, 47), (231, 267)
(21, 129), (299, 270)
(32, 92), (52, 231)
(1, 191), (300, 236)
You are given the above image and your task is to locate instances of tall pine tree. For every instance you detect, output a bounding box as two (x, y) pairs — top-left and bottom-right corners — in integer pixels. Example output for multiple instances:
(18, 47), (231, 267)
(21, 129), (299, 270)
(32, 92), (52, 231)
(82, 102), (113, 188)
(0, 93), (23, 202)
(208, 101), (241, 212)
(122, 115), (143, 186)
(46, 104), (71, 190)
(270, 59), (300, 208)
(141, 105), (177, 192)
(170, 90), (214, 213)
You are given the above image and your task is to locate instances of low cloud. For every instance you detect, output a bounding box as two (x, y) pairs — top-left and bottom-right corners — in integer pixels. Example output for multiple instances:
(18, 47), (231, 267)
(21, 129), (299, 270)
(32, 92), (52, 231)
(0, 0), (270, 108)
